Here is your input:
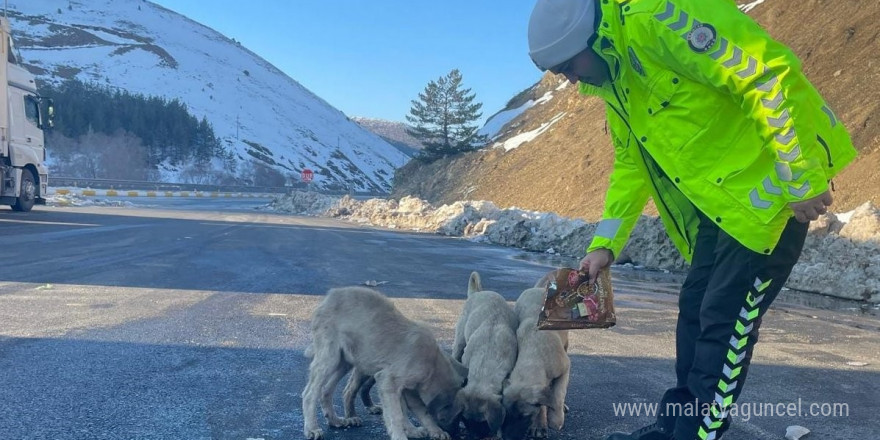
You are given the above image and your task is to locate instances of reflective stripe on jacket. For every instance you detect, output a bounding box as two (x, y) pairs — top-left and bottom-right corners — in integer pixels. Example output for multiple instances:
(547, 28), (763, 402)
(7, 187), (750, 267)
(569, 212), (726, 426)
(582, 0), (857, 261)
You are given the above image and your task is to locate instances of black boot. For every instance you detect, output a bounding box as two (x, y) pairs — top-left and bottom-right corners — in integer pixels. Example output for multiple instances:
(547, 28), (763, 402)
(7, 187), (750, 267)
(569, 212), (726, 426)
(605, 423), (673, 440)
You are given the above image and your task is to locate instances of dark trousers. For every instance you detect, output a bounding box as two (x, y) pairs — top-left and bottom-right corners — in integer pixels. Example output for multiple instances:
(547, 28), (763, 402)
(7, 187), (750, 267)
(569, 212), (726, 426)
(656, 212), (808, 440)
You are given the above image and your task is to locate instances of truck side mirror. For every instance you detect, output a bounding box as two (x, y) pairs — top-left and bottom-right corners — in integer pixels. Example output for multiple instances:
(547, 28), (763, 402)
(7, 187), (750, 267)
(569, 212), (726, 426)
(45, 98), (55, 129)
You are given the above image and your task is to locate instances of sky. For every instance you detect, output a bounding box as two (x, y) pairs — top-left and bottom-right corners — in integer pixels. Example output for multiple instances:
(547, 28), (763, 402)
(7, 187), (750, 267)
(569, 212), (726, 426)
(151, 0), (544, 125)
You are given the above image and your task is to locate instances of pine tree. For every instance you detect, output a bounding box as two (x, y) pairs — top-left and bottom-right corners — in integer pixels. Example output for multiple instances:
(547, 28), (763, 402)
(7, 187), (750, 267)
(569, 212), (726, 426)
(405, 69), (487, 162)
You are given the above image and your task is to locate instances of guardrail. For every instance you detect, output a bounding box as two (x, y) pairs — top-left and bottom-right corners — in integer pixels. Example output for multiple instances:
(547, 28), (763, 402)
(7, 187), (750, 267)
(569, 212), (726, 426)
(49, 177), (389, 197)
(48, 187), (278, 199)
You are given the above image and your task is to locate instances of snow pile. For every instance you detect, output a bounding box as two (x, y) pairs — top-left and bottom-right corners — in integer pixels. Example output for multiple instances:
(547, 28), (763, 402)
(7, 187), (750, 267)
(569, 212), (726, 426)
(47, 194), (135, 208)
(269, 192), (880, 302)
(330, 196), (502, 234)
(789, 203), (880, 301)
(617, 216), (690, 271)
(266, 191), (342, 216)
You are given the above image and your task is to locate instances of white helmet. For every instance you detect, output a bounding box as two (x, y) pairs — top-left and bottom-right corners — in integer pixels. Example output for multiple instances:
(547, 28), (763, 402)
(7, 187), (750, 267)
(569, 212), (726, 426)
(528, 0), (597, 71)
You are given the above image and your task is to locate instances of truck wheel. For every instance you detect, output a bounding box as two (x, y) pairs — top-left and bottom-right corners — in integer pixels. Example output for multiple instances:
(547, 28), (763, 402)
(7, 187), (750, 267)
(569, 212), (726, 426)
(11, 169), (36, 212)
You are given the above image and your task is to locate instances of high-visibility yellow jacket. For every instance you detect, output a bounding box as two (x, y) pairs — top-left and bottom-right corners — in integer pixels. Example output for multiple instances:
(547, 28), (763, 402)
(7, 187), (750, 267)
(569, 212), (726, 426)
(581, 0), (857, 261)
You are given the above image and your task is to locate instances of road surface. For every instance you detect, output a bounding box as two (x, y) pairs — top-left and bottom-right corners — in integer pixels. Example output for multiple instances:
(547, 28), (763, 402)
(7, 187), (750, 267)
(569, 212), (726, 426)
(0, 199), (877, 439)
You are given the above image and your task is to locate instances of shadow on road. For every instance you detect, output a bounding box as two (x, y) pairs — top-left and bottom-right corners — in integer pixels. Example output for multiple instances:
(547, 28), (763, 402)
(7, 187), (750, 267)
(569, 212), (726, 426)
(0, 334), (874, 440)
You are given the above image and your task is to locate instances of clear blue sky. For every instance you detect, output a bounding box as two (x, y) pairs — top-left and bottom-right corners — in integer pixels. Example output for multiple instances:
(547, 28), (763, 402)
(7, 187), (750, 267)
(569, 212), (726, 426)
(152, 0), (543, 125)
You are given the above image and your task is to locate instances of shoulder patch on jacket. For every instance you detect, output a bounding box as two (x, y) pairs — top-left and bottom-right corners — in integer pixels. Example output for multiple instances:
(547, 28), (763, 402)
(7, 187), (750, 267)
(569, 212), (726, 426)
(687, 23), (717, 53)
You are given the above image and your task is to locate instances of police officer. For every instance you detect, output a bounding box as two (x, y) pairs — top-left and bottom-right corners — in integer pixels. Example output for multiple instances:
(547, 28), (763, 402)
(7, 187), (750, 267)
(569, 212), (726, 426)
(527, 0), (857, 439)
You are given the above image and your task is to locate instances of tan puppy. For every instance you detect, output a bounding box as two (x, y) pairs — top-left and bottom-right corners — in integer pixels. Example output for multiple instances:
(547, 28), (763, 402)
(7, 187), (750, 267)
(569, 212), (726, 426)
(501, 287), (570, 440)
(341, 367), (450, 438)
(302, 287), (467, 440)
(452, 272), (519, 438)
(342, 369), (381, 422)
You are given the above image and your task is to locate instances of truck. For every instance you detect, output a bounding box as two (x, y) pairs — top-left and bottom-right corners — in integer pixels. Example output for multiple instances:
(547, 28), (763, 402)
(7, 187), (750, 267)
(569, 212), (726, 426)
(1, 15), (52, 212)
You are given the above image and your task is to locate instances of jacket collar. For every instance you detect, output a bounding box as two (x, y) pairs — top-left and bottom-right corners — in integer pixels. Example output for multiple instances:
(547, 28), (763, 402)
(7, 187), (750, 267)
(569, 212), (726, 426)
(579, 0), (626, 97)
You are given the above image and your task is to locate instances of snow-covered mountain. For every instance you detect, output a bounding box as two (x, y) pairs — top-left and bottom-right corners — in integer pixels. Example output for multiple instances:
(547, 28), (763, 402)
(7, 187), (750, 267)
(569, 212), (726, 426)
(8, 0), (410, 192)
(352, 117), (424, 158)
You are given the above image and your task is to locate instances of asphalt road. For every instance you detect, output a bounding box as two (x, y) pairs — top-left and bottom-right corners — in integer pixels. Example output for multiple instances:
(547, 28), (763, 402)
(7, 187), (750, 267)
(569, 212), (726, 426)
(0, 199), (877, 440)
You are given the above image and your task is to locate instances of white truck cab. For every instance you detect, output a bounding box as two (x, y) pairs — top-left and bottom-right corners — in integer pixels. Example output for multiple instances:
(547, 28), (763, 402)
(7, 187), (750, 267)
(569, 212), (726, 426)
(1, 15), (52, 211)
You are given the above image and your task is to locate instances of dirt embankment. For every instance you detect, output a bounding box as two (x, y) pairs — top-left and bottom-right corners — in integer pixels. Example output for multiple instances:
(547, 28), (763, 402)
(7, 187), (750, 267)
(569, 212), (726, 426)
(392, 0), (880, 222)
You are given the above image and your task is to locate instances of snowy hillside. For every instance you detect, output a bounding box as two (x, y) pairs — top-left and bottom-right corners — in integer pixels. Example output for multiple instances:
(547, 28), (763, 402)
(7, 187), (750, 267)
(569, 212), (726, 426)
(352, 117), (424, 158)
(8, 0), (409, 192)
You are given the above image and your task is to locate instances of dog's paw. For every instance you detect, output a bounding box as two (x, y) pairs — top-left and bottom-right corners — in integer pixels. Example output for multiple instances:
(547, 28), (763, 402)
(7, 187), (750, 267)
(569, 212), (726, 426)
(527, 426), (548, 439)
(305, 428), (324, 440)
(343, 417), (363, 427)
(327, 418), (348, 428)
(426, 428), (451, 440)
(405, 426), (429, 438)
(367, 405), (383, 414)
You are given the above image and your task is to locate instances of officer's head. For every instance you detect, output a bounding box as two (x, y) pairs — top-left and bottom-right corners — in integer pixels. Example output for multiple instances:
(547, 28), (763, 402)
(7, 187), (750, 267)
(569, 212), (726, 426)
(528, 0), (610, 86)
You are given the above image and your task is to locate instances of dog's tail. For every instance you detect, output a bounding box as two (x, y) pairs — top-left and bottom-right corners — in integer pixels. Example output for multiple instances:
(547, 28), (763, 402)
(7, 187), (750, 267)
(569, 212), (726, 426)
(467, 271), (482, 295)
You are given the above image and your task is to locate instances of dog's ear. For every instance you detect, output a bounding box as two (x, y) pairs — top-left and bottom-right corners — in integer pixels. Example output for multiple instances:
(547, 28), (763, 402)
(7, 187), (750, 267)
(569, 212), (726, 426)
(455, 389), (468, 410)
(449, 356), (469, 386)
(467, 271), (482, 295)
(502, 382), (523, 406)
(537, 386), (555, 408)
(534, 270), (555, 288)
(486, 394), (505, 433)
(518, 383), (549, 407)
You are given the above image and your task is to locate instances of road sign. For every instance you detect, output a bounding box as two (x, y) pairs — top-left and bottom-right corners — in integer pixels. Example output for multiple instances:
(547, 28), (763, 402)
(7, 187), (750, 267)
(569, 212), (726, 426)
(301, 169), (314, 183)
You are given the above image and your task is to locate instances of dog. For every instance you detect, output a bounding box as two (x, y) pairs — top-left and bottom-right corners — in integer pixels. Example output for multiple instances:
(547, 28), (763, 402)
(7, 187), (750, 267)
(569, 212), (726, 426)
(501, 287), (571, 440)
(340, 350), (465, 425)
(451, 272), (519, 438)
(340, 366), (453, 438)
(301, 286), (467, 440)
(340, 352), (467, 435)
(341, 368), (381, 421)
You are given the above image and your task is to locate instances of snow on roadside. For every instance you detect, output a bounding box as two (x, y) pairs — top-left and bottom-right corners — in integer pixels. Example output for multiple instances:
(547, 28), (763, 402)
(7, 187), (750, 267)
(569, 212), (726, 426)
(478, 90), (555, 141)
(262, 190), (340, 215)
(494, 112), (567, 152)
(269, 191), (880, 302)
(47, 194), (136, 208)
(739, 0), (767, 13)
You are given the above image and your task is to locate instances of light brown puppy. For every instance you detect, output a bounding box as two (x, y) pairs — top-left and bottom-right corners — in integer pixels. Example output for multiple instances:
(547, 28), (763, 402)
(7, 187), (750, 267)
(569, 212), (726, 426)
(452, 272), (519, 438)
(501, 287), (570, 440)
(341, 361), (463, 438)
(341, 368), (381, 422)
(302, 287), (467, 440)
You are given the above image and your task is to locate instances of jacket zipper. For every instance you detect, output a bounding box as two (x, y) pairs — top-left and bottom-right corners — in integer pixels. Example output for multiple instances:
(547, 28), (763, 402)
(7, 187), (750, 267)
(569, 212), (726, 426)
(816, 135), (834, 168)
(605, 82), (693, 254)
